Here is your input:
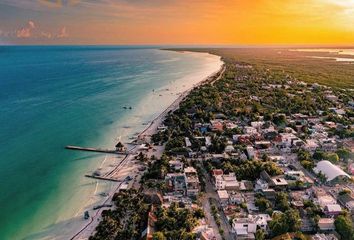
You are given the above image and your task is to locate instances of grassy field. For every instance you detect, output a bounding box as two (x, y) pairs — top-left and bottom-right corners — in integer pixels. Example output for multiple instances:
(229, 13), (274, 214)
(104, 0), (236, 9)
(173, 48), (354, 90)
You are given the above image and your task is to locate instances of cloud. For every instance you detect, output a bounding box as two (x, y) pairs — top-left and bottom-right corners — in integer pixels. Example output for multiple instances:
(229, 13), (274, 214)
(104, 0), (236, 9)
(16, 20), (35, 38)
(28, 20), (35, 29)
(14, 20), (68, 40)
(41, 31), (52, 39)
(57, 27), (68, 38)
(38, 0), (81, 8)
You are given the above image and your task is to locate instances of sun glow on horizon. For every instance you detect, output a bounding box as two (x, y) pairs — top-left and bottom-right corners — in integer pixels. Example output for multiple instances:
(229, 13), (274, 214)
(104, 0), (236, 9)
(0, 0), (353, 45)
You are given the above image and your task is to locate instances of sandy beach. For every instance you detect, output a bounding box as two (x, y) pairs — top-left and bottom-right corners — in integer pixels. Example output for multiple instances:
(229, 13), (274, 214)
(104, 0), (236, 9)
(68, 52), (224, 240)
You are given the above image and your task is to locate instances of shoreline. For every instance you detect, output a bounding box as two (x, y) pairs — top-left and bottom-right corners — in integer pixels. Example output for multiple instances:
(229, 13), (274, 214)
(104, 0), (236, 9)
(71, 52), (225, 239)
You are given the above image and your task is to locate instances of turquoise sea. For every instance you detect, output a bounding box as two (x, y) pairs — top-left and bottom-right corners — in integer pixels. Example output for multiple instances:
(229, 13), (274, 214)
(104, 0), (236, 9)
(0, 46), (221, 239)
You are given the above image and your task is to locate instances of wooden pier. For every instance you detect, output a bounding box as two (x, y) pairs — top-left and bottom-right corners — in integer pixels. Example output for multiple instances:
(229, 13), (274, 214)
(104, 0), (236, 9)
(65, 145), (127, 155)
(85, 174), (121, 182)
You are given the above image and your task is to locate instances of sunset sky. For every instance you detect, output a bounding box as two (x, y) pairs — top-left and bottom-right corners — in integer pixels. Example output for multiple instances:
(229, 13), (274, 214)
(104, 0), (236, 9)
(0, 0), (353, 45)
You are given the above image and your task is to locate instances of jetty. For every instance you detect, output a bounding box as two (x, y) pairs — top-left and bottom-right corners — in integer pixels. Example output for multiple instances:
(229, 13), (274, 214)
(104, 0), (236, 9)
(84, 174), (121, 182)
(65, 145), (127, 155)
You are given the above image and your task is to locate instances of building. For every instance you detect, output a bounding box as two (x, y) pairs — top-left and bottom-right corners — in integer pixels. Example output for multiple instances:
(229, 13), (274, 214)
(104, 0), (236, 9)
(184, 167), (200, 197)
(232, 214), (272, 239)
(229, 191), (244, 204)
(217, 190), (229, 206)
(338, 193), (354, 214)
(313, 161), (350, 185)
(312, 234), (338, 240)
(318, 218), (335, 231)
(165, 173), (186, 195)
(169, 160), (184, 171)
(324, 204), (342, 217)
(214, 172), (239, 191)
(246, 146), (255, 159)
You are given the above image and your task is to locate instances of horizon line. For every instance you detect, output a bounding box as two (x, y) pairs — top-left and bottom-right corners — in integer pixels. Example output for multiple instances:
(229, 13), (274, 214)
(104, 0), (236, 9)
(0, 43), (354, 48)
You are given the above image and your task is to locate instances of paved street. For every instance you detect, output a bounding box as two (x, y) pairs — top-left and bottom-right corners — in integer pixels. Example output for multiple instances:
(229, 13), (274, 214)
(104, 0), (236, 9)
(199, 162), (235, 240)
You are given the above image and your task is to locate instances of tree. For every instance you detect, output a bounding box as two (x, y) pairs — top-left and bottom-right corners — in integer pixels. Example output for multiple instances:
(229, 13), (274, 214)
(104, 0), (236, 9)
(255, 197), (272, 212)
(285, 209), (302, 232)
(275, 192), (290, 212)
(336, 148), (352, 162)
(335, 213), (354, 239)
(326, 152), (339, 163)
(153, 232), (166, 240)
(255, 229), (266, 240)
(269, 209), (301, 237)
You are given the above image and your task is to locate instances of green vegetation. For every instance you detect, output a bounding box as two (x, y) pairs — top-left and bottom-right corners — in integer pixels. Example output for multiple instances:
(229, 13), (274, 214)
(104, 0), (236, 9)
(204, 159), (283, 181)
(269, 209), (302, 237)
(89, 189), (149, 240)
(335, 212), (354, 240)
(153, 202), (204, 239)
(177, 48), (354, 89)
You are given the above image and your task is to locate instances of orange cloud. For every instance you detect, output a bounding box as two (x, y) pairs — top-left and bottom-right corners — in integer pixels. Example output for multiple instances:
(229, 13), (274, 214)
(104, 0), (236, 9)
(57, 27), (68, 38)
(16, 20), (35, 38)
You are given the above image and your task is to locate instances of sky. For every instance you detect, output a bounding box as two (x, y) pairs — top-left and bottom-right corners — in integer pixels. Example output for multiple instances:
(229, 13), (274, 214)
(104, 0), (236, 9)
(0, 0), (353, 45)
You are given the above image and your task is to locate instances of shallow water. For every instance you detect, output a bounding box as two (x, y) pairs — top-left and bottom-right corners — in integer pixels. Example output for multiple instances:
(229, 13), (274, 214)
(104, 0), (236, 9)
(0, 46), (221, 239)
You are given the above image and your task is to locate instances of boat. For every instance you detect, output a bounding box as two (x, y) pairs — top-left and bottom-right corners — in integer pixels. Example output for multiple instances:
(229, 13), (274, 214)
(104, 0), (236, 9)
(84, 211), (90, 220)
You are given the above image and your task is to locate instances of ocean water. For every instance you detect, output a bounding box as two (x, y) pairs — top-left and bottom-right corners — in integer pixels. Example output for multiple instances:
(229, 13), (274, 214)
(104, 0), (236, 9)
(0, 46), (221, 239)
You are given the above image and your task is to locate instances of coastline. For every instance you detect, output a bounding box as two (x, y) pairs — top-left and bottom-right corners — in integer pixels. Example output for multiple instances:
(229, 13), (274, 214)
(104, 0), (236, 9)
(70, 51), (225, 240)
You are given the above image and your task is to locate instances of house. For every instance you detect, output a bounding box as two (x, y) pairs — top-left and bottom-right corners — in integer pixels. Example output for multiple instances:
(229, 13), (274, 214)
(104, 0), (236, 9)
(255, 179), (269, 191)
(244, 126), (258, 135)
(304, 139), (320, 152)
(251, 121), (265, 129)
(319, 138), (337, 152)
(270, 177), (288, 190)
(232, 214), (272, 239)
(210, 119), (224, 132)
(312, 234), (338, 240)
(169, 160), (184, 171)
(229, 191), (244, 204)
(246, 146), (255, 159)
(325, 94), (338, 102)
(185, 137), (192, 147)
(184, 167), (200, 197)
(200, 227), (217, 240)
(214, 172), (239, 191)
(217, 190), (229, 206)
(318, 218), (335, 231)
(223, 172), (239, 191)
(338, 193), (354, 214)
(254, 141), (272, 149)
(214, 175), (226, 190)
(165, 173), (186, 195)
(324, 204), (342, 217)
(224, 145), (235, 153)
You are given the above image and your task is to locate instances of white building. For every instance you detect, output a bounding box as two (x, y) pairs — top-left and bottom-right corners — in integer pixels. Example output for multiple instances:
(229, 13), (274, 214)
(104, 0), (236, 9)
(246, 146), (255, 159)
(314, 160), (350, 184)
(232, 214), (272, 239)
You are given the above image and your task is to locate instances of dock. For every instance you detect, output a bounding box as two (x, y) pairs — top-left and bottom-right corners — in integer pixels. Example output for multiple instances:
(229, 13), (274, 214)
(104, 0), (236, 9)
(85, 174), (121, 182)
(65, 145), (127, 155)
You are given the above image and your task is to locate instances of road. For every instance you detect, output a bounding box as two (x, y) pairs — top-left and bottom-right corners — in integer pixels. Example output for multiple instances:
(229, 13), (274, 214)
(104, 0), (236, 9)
(198, 162), (235, 240)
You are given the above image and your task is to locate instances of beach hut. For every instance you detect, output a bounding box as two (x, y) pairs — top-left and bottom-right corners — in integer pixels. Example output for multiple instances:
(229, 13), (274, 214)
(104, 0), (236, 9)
(115, 142), (126, 152)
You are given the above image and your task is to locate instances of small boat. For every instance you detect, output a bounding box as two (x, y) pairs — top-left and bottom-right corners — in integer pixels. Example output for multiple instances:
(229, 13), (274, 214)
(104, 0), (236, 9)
(84, 211), (90, 220)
